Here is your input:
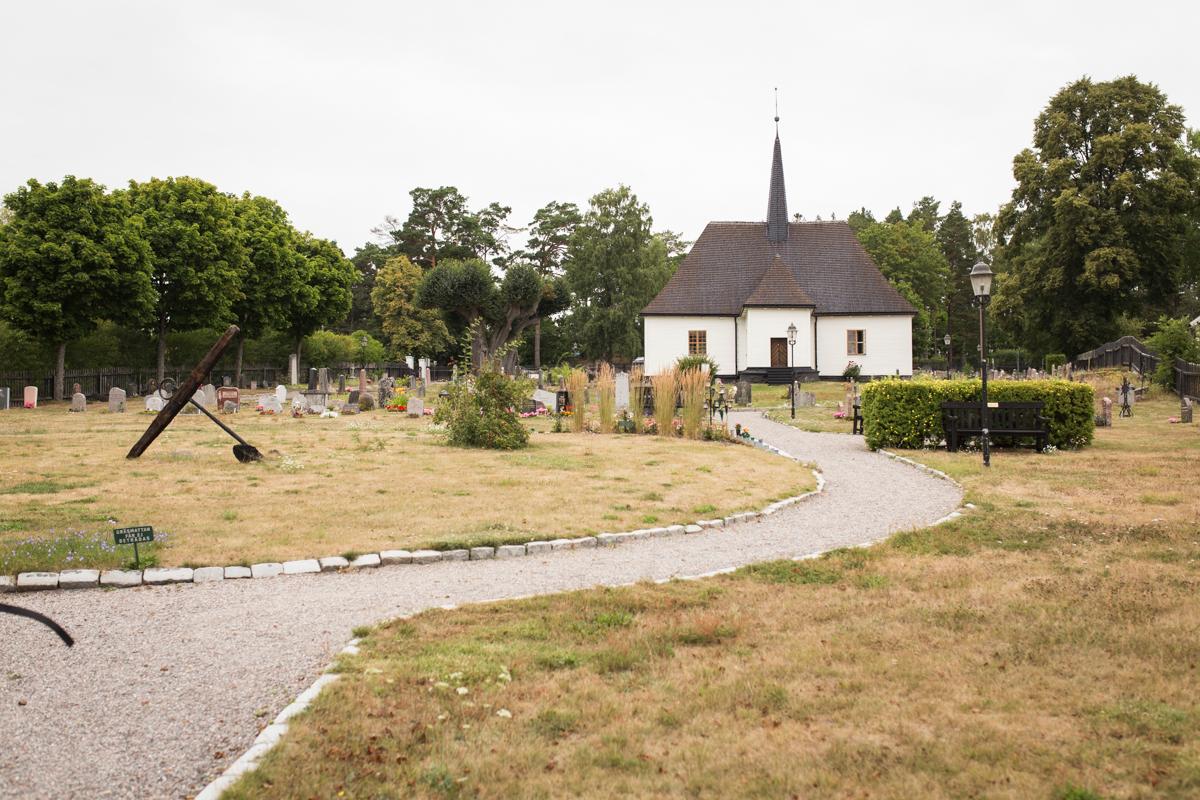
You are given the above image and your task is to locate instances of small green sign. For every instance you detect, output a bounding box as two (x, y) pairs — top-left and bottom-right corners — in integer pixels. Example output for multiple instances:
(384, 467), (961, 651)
(114, 525), (154, 545)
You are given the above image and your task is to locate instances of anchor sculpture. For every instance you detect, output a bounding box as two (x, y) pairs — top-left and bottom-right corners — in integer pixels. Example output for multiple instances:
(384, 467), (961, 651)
(127, 325), (263, 462)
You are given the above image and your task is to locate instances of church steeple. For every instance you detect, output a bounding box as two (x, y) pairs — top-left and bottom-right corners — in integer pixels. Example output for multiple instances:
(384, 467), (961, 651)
(766, 99), (788, 243)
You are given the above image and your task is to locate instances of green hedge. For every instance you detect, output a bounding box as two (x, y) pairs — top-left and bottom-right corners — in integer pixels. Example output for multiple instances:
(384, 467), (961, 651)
(860, 378), (1094, 450)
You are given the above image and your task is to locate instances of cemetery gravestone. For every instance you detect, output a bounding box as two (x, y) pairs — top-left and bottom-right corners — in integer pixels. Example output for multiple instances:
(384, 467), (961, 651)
(260, 394), (282, 414)
(615, 372), (630, 410)
(222, 375), (232, 387)
(337, 373), (346, 393)
(201, 383), (218, 409)
(72, 383), (82, 396)
(0, 387), (9, 410)
(289, 353), (299, 385)
(735, 379), (751, 406)
(407, 396), (424, 418)
(23, 386), (37, 408)
(145, 394), (165, 412)
(347, 390), (360, 404)
(108, 386), (127, 413)
(1182, 397), (1193, 424)
(532, 388), (557, 413)
(70, 392), (87, 412)
(358, 369), (368, 395)
(217, 386), (240, 411)
(249, 380), (257, 390)
(796, 390), (816, 408)
(275, 385), (287, 406)
(307, 368), (318, 391)
(378, 376), (394, 407)
(291, 393), (309, 412)
(180, 389), (205, 414)
(1100, 397), (1112, 427)
(318, 367), (330, 394)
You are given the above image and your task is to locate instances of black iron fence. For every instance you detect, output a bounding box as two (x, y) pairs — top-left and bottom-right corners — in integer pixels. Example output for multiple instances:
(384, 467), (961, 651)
(1073, 335), (1200, 399)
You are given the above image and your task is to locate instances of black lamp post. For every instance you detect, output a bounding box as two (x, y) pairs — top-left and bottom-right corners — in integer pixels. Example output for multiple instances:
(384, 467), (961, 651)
(787, 322), (798, 419)
(943, 333), (952, 380)
(970, 262), (994, 467)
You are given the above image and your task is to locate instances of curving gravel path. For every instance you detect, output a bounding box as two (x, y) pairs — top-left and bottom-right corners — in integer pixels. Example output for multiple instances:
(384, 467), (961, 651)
(0, 413), (960, 800)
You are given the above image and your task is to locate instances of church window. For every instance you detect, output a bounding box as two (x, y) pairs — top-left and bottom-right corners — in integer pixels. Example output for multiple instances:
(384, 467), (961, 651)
(847, 329), (865, 356)
(688, 330), (707, 355)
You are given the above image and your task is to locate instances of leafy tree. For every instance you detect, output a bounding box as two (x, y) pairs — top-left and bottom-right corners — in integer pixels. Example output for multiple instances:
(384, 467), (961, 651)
(936, 201), (980, 370)
(371, 254), (451, 358)
(563, 186), (674, 362)
(1146, 316), (1200, 389)
(281, 234), (356, 362)
(348, 329), (387, 365)
(382, 187), (513, 269)
(884, 207), (904, 224)
(907, 196), (941, 233)
(846, 207), (875, 233)
(417, 258), (568, 370)
(127, 176), (245, 381)
(0, 176), (154, 398)
(343, 241), (395, 336)
(513, 200), (582, 368)
(971, 212), (997, 262)
(854, 218), (948, 357)
(994, 75), (1200, 356)
(231, 194), (306, 384)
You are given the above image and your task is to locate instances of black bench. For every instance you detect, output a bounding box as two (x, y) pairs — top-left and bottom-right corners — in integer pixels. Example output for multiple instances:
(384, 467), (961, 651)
(940, 401), (1048, 452)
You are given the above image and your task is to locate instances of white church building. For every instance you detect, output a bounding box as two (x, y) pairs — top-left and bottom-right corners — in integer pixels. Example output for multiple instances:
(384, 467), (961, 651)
(642, 126), (915, 382)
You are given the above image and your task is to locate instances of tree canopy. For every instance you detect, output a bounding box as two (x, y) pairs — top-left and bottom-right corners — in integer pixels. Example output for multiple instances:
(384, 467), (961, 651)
(563, 186), (675, 362)
(371, 254), (451, 358)
(0, 176), (154, 397)
(854, 217), (947, 356)
(281, 233), (357, 358)
(993, 75), (1200, 356)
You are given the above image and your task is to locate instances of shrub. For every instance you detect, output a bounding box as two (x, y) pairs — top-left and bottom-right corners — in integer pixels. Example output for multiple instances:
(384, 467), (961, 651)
(596, 363), (616, 434)
(1146, 316), (1200, 390)
(676, 354), (718, 381)
(434, 358), (531, 449)
(652, 369), (678, 437)
(843, 361), (862, 380)
(679, 367), (708, 439)
(1043, 353), (1067, 371)
(565, 368), (588, 433)
(630, 364), (647, 433)
(860, 378), (1094, 450)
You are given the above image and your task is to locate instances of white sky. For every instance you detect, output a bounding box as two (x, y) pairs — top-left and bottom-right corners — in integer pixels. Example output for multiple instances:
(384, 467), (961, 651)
(3, 1), (1197, 254)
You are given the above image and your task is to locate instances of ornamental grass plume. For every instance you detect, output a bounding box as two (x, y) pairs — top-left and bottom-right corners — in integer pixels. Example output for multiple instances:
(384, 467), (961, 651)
(652, 368), (679, 436)
(679, 366), (708, 439)
(630, 364), (647, 433)
(596, 362), (616, 434)
(566, 368), (588, 433)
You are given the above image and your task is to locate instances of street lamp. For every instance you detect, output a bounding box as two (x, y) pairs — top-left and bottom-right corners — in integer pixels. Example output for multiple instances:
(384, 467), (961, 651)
(787, 322), (798, 419)
(970, 262), (994, 467)
(943, 333), (952, 380)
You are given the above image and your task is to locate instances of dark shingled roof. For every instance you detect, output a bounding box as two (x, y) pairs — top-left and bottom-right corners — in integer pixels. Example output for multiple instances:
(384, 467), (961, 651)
(643, 220), (916, 316)
(743, 254), (814, 307)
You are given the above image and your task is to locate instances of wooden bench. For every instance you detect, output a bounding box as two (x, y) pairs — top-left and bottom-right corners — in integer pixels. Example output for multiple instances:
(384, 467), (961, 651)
(940, 401), (1048, 452)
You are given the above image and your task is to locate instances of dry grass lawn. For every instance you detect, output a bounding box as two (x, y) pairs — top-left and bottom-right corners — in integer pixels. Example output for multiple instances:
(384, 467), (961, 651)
(0, 404), (811, 572)
(226, 377), (1199, 799)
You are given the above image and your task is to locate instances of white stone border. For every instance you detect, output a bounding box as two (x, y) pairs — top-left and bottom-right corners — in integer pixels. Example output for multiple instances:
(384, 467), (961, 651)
(1, 453), (825, 595)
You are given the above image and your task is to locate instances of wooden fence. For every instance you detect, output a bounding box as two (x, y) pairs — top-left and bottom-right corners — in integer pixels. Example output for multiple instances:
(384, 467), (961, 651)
(1073, 336), (1200, 399)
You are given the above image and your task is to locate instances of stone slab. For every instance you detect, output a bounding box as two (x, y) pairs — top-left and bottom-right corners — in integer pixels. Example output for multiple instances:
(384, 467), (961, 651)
(58, 569), (100, 589)
(574, 537), (597, 548)
(595, 533), (620, 547)
(251, 562), (284, 579)
(410, 550), (442, 565)
(469, 547), (495, 560)
(440, 549), (469, 562)
(283, 559), (320, 575)
(192, 566), (225, 583)
(379, 550), (412, 565)
(525, 541), (552, 555)
(664, 524), (686, 535)
(349, 553), (381, 568)
(0, 575), (14, 593)
(100, 569), (142, 588)
(684, 524), (703, 534)
(17, 572), (59, 591)
(495, 545), (525, 559)
(319, 556), (350, 571)
(224, 566), (252, 579)
(143, 567), (194, 585)
(697, 519), (725, 529)
(548, 538), (576, 550)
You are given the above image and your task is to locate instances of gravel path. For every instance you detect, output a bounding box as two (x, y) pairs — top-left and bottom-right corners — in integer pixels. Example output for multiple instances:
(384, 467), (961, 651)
(0, 413), (960, 800)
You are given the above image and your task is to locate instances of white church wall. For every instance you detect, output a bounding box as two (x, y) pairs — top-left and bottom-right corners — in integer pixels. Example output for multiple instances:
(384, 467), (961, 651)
(643, 316), (737, 375)
(816, 315), (912, 377)
(736, 313), (748, 372)
(744, 308), (813, 367)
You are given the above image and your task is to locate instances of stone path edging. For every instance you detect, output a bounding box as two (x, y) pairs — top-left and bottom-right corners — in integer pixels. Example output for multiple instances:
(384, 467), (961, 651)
(2, 443), (824, 595)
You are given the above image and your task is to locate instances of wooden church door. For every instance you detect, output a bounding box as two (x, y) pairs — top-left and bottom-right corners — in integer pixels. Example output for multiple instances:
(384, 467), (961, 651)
(770, 338), (788, 367)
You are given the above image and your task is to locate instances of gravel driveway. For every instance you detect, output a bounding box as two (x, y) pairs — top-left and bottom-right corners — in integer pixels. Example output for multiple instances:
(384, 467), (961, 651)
(0, 413), (961, 800)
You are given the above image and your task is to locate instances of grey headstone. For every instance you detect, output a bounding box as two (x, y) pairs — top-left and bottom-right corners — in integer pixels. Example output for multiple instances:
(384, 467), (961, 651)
(337, 373), (346, 393)
(201, 383), (217, 408)
(145, 394), (165, 413)
(307, 368), (318, 391)
(796, 390), (816, 408)
(291, 393), (309, 412)
(0, 387), (10, 410)
(407, 396), (425, 417)
(735, 380), (752, 406)
(69, 392), (86, 412)
(318, 367), (330, 394)
(1181, 397), (1193, 424)
(532, 389), (557, 413)
(275, 384), (287, 405)
(615, 372), (630, 410)
(180, 389), (205, 414)
(108, 386), (127, 413)
(347, 390), (360, 404)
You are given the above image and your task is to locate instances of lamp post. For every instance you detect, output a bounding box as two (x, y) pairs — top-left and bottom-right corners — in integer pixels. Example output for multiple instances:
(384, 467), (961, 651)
(943, 333), (952, 379)
(787, 322), (798, 419)
(969, 262), (994, 467)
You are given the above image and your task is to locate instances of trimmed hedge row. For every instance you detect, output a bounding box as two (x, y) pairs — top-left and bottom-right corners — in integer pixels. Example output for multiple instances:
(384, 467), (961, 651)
(860, 378), (1095, 450)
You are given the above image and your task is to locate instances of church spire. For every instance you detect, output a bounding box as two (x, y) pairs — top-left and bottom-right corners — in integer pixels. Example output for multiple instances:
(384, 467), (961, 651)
(766, 92), (788, 243)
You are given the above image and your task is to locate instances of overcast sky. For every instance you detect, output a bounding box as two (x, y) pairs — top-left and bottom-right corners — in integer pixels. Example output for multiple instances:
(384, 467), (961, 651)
(3, 1), (1197, 255)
